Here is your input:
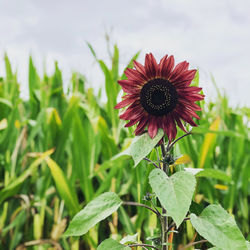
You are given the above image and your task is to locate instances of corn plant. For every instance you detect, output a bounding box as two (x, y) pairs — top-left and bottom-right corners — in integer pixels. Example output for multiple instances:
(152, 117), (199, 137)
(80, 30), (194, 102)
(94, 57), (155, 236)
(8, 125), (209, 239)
(0, 44), (249, 250)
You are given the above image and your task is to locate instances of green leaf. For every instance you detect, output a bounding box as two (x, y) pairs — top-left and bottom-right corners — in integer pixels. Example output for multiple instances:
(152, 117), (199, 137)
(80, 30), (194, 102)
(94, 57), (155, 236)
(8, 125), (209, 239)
(184, 167), (203, 175)
(246, 241), (250, 250)
(120, 233), (138, 244)
(130, 129), (164, 167)
(196, 169), (231, 182)
(190, 204), (247, 250)
(97, 238), (130, 250)
(64, 192), (122, 236)
(94, 129), (164, 170)
(149, 169), (196, 227)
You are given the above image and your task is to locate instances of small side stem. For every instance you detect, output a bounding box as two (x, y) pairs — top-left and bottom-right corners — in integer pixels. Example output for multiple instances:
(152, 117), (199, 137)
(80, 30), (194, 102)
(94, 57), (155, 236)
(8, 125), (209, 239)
(128, 243), (159, 249)
(144, 157), (159, 169)
(168, 132), (191, 152)
(182, 239), (208, 249)
(123, 201), (160, 216)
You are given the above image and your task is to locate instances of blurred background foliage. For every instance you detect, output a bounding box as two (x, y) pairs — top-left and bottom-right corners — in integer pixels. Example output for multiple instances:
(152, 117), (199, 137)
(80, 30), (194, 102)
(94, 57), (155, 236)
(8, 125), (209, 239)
(0, 43), (249, 250)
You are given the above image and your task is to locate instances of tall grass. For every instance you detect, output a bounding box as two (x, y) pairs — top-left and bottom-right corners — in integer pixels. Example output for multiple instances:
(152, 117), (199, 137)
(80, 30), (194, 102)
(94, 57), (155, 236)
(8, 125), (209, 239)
(0, 45), (249, 249)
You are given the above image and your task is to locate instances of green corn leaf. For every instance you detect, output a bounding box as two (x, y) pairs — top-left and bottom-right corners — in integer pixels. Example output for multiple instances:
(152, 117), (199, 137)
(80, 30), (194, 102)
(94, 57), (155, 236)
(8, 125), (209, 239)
(196, 169), (231, 182)
(64, 192), (122, 236)
(0, 149), (54, 205)
(86, 42), (97, 59)
(2, 210), (26, 236)
(72, 108), (97, 202)
(190, 204), (247, 250)
(98, 59), (118, 128)
(28, 56), (40, 118)
(0, 97), (13, 109)
(54, 95), (80, 162)
(149, 169), (196, 227)
(111, 44), (119, 84)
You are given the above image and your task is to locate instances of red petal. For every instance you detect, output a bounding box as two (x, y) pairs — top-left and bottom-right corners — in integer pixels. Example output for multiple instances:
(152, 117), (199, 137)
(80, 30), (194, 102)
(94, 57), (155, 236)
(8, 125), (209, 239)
(148, 116), (158, 138)
(183, 93), (205, 101)
(169, 61), (189, 82)
(145, 53), (158, 79)
(158, 55), (168, 77)
(134, 116), (149, 135)
(173, 113), (187, 132)
(125, 119), (138, 127)
(175, 107), (198, 127)
(174, 69), (196, 83)
(168, 114), (177, 141)
(178, 86), (202, 93)
(133, 60), (146, 76)
(115, 97), (137, 109)
(125, 68), (147, 83)
(178, 98), (202, 111)
(181, 106), (200, 119)
(174, 78), (193, 88)
(120, 104), (144, 120)
(162, 115), (176, 141)
(161, 55), (175, 79)
(118, 79), (141, 94)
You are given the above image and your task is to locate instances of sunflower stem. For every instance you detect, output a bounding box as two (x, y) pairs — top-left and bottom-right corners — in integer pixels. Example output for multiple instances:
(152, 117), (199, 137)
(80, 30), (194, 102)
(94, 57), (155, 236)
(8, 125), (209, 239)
(160, 137), (168, 250)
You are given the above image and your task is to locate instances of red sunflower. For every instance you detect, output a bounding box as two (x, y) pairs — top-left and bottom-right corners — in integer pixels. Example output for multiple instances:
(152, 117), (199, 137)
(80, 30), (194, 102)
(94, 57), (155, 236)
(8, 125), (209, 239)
(115, 53), (204, 141)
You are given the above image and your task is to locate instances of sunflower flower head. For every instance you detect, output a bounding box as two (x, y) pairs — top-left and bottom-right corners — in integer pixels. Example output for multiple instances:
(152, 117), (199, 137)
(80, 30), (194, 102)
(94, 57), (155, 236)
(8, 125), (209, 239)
(115, 53), (204, 141)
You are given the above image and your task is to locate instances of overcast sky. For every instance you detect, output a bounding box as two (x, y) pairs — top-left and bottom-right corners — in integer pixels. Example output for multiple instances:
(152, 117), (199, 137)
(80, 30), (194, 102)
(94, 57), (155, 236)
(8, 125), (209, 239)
(1, 0), (250, 107)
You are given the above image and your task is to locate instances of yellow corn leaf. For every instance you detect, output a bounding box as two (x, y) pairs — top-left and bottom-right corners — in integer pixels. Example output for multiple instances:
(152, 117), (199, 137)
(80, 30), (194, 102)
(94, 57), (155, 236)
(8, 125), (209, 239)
(45, 157), (80, 216)
(27, 148), (55, 158)
(175, 154), (192, 165)
(169, 154), (192, 173)
(47, 108), (62, 126)
(214, 184), (228, 190)
(34, 214), (42, 240)
(195, 194), (204, 203)
(14, 120), (21, 129)
(0, 118), (7, 130)
(199, 117), (221, 168)
(51, 218), (67, 241)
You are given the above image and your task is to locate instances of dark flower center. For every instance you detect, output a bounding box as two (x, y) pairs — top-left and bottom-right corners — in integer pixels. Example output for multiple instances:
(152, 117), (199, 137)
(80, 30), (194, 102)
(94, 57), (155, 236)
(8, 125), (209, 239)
(140, 78), (178, 116)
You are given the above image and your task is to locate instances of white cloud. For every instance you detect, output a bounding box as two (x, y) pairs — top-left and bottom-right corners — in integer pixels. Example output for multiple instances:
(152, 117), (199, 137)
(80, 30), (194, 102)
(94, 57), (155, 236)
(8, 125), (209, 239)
(0, 0), (250, 106)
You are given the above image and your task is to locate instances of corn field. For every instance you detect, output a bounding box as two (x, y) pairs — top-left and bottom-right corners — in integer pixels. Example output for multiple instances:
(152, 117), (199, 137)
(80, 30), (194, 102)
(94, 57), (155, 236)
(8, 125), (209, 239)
(0, 44), (249, 249)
